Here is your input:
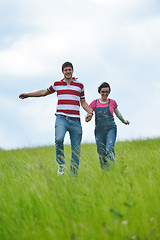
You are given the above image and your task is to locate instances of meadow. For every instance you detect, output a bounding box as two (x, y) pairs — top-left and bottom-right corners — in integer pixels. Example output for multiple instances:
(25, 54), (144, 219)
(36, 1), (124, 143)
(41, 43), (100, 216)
(0, 138), (160, 240)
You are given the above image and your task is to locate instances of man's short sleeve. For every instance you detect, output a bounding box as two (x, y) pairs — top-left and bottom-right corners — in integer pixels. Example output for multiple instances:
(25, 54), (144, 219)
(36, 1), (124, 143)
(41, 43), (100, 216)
(80, 86), (85, 99)
(47, 84), (55, 93)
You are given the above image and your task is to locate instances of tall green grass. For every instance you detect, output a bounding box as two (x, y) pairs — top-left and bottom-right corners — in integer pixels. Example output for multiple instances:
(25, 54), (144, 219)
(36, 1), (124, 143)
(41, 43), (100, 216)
(0, 138), (160, 240)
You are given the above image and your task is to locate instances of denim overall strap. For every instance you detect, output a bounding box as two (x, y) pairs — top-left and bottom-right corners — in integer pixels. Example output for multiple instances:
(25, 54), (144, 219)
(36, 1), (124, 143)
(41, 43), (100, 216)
(95, 98), (115, 127)
(95, 99), (110, 112)
(95, 99), (98, 110)
(108, 98), (110, 107)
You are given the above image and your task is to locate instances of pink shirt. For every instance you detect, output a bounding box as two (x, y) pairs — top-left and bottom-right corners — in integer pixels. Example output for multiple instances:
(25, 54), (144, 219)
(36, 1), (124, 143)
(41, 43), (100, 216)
(89, 99), (118, 116)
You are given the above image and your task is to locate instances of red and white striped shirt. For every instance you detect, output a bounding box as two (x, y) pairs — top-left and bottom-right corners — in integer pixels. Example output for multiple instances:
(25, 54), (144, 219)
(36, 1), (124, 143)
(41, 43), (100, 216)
(47, 78), (85, 118)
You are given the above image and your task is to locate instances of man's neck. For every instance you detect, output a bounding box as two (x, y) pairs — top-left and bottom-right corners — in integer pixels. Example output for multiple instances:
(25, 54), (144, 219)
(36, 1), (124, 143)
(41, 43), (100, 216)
(64, 77), (73, 85)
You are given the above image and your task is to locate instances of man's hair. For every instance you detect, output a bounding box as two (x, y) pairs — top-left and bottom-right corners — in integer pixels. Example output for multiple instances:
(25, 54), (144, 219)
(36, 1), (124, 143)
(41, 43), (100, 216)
(98, 82), (111, 93)
(62, 62), (73, 71)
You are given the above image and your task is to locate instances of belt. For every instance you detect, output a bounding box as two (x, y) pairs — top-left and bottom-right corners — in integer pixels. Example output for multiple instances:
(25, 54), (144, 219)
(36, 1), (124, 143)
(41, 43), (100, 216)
(57, 114), (80, 122)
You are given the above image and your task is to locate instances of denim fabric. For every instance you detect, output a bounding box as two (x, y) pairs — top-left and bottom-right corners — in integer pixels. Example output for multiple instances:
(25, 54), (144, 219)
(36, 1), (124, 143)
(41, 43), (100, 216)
(95, 99), (117, 169)
(55, 115), (82, 174)
(95, 125), (117, 169)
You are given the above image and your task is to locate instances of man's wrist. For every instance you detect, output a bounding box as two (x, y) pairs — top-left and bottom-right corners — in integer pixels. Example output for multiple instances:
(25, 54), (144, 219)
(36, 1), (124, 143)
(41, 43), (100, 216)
(88, 112), (93, 115)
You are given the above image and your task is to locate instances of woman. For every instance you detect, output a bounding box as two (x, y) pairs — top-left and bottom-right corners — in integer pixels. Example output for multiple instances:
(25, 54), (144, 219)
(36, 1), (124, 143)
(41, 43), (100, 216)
(86, 82), (130, 169)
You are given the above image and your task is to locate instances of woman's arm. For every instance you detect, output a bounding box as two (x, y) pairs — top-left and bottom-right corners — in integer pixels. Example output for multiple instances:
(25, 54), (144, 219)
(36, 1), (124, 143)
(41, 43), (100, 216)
(114, 108), (130, 125)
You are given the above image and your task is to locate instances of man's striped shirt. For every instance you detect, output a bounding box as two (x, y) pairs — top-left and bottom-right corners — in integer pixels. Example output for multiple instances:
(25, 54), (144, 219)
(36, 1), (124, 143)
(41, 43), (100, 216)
(47, 78), (85, 118)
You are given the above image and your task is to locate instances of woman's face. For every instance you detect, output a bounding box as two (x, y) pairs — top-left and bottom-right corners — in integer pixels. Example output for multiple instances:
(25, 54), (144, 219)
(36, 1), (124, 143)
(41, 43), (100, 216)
(100, 87), (110, 101)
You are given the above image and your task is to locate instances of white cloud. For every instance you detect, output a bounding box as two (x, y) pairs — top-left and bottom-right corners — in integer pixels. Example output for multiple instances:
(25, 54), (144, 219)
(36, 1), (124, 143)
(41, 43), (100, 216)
(0, 20), (96, 77)
(1, 0), (159, 79)
(119, 17), (160, 58)
(86, 0), (146, 15)
(0, 0), (160, 149)
(87, 0), (140, 5)
(0, 34), (61, 76)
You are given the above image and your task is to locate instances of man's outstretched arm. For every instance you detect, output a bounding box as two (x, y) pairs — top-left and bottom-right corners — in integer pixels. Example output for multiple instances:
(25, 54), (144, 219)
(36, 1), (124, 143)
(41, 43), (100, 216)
(19, 89), (51, 99)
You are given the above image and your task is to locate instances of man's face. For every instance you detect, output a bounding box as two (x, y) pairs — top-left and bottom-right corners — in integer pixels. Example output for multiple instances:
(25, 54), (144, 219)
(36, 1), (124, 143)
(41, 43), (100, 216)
(63, 66), (73, 80)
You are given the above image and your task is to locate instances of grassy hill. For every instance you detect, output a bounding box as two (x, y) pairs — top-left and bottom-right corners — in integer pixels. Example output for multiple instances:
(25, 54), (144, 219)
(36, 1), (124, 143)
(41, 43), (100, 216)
(0, 138), (160, 240)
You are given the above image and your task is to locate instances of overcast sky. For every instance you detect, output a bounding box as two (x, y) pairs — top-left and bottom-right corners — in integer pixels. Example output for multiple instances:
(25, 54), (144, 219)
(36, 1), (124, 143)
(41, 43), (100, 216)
(0, 0), (160, 150)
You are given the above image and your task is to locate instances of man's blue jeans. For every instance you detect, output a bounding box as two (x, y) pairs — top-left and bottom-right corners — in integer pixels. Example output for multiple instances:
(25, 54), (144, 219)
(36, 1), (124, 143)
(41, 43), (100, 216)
(55, 115), (82, 174)
(95, 126), (117, 169)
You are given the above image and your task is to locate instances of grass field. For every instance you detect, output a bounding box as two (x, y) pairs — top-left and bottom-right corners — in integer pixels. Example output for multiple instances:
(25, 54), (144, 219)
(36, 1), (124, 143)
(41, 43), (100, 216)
(0, 138), (160, 240)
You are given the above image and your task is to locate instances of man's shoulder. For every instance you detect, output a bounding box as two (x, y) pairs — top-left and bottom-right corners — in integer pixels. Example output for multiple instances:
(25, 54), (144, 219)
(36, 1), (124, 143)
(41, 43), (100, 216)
(72, 79), (84, 89)
(54, 79), (66, 86)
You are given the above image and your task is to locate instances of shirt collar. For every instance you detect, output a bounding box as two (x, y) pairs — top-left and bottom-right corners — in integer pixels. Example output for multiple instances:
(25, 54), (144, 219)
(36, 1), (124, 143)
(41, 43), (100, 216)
(61, 77), (78, 83)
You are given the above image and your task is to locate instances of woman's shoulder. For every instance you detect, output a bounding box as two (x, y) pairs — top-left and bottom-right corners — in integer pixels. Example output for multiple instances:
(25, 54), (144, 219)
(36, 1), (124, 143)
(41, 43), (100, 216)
(89, 99), (96, 107)
(110, 98), (116, 103)
(109, 99), (118, 107)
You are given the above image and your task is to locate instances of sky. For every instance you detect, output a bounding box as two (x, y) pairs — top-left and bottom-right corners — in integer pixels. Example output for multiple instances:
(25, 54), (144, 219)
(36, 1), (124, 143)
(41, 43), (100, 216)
(0, 0), (160, 150)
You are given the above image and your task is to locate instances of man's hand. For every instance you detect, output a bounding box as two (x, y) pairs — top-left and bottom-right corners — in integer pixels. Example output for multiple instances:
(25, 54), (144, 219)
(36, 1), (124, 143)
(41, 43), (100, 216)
(85, 113), (93, 122)
(19, 93), (28, 99)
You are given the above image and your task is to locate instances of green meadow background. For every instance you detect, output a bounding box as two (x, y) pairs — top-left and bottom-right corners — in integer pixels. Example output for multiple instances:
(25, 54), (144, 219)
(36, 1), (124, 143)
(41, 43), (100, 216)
(0, 138), (160, 240)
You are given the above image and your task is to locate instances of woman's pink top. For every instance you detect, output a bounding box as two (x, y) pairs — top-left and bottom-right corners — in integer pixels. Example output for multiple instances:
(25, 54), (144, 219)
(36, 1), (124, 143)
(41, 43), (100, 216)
(89, 99), (118, 116)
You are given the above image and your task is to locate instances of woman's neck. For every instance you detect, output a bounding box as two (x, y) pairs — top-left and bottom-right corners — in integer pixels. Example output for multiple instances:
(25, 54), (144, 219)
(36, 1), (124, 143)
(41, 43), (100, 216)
(100, 98), (108, 103)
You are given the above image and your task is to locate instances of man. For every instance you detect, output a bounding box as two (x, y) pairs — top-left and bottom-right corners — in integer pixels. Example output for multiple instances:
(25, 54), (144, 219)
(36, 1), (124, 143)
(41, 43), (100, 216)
(19, 62), (93, 176)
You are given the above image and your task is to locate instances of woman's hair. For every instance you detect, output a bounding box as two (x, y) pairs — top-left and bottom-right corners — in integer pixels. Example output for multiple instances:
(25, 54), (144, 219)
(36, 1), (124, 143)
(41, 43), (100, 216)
(62, 62), (73, 71)
(98, 82), (111, 93)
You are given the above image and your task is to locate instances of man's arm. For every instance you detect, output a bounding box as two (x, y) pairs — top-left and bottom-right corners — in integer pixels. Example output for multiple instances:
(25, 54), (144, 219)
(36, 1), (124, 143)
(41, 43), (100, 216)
(80, 98), (93, 122)
(80, 98), (92, 113)
(19, 89), (51, 99)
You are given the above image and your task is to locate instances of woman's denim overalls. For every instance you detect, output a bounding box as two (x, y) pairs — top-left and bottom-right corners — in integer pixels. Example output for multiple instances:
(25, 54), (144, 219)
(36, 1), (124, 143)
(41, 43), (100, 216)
(94, 99), (117, 169)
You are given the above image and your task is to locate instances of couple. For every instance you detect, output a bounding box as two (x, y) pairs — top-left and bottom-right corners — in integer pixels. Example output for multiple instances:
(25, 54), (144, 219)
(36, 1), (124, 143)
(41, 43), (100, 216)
(19, 62), (130, 176)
